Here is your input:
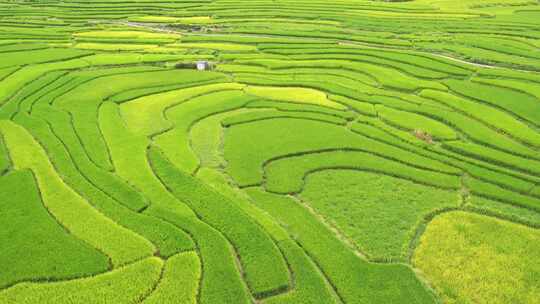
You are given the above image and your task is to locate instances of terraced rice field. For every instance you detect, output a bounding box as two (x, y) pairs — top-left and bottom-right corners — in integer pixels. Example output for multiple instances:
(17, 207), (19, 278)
(0, 0), (539, 303)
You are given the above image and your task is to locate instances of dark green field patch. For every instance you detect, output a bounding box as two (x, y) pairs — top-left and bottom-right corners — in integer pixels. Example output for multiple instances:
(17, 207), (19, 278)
(0, 170), (109, 289)
(148, 147), (290, 298)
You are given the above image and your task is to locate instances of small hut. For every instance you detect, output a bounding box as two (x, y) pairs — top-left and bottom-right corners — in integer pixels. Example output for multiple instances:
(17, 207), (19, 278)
(196, 61), (211, 71)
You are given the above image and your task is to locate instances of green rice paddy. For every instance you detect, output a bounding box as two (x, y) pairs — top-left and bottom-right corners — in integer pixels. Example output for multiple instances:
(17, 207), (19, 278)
(0, 0), (539, 303)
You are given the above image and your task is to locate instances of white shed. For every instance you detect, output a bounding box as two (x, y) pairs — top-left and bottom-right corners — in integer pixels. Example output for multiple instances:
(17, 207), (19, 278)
(196, 61), (210, 71)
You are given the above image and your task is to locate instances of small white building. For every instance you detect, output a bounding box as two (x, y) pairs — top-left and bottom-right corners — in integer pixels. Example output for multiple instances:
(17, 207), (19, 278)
(196, 61), (211, 71)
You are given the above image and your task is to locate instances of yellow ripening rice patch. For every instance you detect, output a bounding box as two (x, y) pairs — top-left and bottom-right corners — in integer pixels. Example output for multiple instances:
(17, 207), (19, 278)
(74, 43), (160, 51)
(244, 86), (347, 110)
(414, 211), (540, 304)
(168, 43), (256, 51)
(74, 31), (179, 40)
(176, 16), (214, 24)
(0, 257), (163, 304)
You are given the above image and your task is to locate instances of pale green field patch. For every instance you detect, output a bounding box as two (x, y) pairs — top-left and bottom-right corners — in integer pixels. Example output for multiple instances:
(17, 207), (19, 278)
(244, 86), (346, 110)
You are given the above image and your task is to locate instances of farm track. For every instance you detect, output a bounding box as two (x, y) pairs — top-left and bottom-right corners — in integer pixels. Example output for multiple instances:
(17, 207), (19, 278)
(0, 0), (539, 303)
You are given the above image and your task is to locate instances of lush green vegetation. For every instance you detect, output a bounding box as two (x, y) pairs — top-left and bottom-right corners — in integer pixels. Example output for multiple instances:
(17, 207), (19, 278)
(1, 0), (539, 303)
(300, 170), (459, 261)
(0, 170), (109, 289)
